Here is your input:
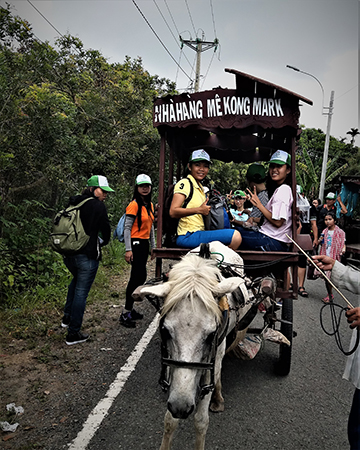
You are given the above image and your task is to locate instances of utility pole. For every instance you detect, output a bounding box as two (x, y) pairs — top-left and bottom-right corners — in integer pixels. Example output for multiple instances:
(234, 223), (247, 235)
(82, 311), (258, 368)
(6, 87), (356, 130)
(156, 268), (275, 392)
(180, 33), (219, 92)
(318, 90), (335, 202)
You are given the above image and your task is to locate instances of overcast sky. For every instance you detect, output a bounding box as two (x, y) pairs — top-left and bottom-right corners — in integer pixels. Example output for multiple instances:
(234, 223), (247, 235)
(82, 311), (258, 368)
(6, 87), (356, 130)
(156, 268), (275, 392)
(4, 0), (360, 145)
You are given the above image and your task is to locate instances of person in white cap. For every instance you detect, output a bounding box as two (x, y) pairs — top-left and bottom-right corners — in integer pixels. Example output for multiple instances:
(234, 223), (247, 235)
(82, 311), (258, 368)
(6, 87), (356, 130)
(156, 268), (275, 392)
(119, 174), (155, 328)
(238, 150), (293, 251)
(62, 175), (114, 345)
(315, 192), (347, 244)
(170, 150), (241, 250)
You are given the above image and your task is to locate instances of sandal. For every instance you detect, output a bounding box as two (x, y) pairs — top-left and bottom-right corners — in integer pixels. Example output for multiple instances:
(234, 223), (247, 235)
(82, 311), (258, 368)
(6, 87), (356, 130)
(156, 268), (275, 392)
(298, 287), (309, 297)
(322, 294), (334, 303)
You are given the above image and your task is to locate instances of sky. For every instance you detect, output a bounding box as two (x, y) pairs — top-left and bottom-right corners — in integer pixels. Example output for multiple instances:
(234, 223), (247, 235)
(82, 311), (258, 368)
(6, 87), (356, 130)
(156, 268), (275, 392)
(4, 0), (360, 145)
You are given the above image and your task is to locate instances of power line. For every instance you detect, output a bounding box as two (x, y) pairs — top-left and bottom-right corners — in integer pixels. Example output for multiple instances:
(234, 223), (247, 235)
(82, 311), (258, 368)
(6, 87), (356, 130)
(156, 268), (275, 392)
(27, 0), (64, 38)
(184, 0), (197, 37)
(201, 48), (216, 90)
(209, 0), (217, 38)
(335, 84), (358, 101)
(26, 0), (82, 57)
(153, 0), (193, 71)
(132, 0), (192, 82)
(164, 0), (181, 37)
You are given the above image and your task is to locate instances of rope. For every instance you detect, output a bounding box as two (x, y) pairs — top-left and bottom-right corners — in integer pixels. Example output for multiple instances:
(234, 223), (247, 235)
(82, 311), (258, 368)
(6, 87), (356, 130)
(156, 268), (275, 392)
(320, 302), (360, 356)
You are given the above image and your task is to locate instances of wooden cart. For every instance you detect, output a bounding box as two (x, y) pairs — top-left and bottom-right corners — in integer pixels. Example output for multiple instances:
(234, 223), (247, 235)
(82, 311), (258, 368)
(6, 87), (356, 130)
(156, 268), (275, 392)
(151, 69), (313, 374)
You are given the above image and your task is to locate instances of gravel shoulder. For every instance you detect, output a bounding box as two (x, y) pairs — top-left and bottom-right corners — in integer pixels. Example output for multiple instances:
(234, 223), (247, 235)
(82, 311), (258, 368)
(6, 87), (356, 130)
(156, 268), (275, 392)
(0, 259), (161, 450)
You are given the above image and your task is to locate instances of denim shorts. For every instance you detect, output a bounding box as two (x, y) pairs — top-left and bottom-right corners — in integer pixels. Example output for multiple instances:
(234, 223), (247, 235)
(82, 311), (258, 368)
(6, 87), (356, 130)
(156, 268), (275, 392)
(238, 228), (289, 252)
(176, 229), (235, 249)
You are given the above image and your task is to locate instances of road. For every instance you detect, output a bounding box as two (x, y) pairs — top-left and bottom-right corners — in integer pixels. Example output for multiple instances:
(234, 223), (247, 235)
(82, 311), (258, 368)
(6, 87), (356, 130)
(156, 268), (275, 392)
(77, 277), (358, 450)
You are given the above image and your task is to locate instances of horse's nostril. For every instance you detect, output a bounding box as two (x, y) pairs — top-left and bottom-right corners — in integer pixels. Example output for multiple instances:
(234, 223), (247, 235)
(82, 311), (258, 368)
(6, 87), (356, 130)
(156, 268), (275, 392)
(167, 401), (194, 419)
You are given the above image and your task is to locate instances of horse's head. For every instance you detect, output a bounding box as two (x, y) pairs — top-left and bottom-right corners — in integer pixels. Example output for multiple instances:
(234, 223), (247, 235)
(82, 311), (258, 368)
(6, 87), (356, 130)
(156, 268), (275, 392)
(140, 254), (242, 419)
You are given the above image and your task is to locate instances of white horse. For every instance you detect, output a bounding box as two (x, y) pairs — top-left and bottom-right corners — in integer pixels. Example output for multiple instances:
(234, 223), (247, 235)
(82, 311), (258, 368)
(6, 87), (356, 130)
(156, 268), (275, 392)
(140, 241), (253, 450)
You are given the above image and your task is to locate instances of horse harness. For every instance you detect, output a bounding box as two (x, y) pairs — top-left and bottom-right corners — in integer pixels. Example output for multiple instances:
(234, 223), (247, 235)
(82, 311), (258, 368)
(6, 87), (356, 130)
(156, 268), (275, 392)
(159, 308), (229, 400)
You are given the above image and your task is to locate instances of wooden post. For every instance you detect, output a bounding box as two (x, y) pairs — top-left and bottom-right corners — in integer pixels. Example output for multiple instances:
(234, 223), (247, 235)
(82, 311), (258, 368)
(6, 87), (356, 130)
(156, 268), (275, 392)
(291, 133), (298, 294)
(156, 133), (166, 276)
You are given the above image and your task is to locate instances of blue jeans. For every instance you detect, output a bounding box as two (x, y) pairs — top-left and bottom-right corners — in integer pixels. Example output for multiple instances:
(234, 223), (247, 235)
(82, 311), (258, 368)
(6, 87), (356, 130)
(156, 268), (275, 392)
(237, 228), (289, 251)
(63, 254), (99, 334)
(176, 229), (235, 249)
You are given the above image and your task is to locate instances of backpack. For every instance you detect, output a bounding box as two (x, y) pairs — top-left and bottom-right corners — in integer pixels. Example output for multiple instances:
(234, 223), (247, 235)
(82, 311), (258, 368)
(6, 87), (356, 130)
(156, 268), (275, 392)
(113, 213), (126, 243)
(114, 202), (155, 243)
(204, 189), (231, 230)
(162, 177), (194, 248)
(50, 197), (93, 255)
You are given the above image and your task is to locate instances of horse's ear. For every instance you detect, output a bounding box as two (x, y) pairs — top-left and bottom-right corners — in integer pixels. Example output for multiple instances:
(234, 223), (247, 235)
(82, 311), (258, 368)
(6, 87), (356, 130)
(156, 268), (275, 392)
(140, 282), (172, 299)
(213, 277), (242, 297)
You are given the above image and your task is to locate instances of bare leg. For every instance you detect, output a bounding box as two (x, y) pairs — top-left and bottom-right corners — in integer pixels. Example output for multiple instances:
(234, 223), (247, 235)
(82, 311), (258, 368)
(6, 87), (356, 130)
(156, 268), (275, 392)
(298, 267), (306, 288)
(159, 410), (179, 450)
(229, 230), (241, 250)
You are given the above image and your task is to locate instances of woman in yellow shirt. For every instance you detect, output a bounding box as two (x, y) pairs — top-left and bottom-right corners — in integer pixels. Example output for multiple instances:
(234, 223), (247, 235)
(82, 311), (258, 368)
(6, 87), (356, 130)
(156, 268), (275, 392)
(170, 150), (241, 250)
(120, 174), (155, 328)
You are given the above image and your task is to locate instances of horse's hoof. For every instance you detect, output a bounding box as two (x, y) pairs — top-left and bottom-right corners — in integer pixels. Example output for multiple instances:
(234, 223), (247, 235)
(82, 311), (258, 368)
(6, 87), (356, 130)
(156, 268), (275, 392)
(209, 401), (224, 413)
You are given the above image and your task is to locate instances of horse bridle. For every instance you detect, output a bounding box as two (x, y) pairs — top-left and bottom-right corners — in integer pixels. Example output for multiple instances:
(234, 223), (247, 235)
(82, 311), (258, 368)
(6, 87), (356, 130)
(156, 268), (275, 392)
(159, 309), (229, 400)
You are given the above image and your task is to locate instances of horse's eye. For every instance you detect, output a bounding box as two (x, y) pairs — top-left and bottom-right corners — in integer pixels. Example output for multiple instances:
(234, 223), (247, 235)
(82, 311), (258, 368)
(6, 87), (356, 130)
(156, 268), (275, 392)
(205, 331), (216, 345)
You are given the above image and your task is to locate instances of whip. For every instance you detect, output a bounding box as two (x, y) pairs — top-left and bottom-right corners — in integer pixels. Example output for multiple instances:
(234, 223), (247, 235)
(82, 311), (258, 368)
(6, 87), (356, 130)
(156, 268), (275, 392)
(286, 234), (354, 309)
(286, 234), (359, 356)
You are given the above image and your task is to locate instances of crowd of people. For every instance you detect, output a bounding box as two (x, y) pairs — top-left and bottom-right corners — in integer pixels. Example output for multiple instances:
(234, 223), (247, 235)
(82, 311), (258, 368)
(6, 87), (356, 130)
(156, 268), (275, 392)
(60, 150), (351, 337)
(58, 156), (357, 448)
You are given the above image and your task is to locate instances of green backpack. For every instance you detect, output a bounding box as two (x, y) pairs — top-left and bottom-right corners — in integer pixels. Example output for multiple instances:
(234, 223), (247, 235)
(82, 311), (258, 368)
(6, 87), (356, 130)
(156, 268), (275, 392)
(50, 198), (93, 255)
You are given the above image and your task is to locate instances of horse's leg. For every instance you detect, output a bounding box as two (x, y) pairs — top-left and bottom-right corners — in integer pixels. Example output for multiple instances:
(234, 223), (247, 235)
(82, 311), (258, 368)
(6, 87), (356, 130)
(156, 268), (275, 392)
(210, 342), (225, 413)
(209, 377), (224, 412)
(194, 396), (211, 450)
(159, 410), (179, 450)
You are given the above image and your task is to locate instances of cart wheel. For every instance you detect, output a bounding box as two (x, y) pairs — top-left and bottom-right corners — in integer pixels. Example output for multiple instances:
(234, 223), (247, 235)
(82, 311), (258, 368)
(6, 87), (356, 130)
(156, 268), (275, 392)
(274, 298), (293, 376)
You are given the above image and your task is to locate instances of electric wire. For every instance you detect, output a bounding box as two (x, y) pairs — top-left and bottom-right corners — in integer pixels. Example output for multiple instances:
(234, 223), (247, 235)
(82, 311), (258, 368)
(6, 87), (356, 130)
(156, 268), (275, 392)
(335, 84), (359, 101)
(209, 0), (217, 38)
(132, 0), (192, 82)
(174, 47), (183, 85)
(200, 47), (216, 90)
(184, 0), (197, 37)
(27, 0), (64, 38)
(153, 0), (194, 71)
(164, 0), (181, 36)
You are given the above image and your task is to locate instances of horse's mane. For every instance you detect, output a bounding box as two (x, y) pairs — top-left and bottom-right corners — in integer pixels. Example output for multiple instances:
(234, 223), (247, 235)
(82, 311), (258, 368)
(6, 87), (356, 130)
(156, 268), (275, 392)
(161, 254), (222, 321)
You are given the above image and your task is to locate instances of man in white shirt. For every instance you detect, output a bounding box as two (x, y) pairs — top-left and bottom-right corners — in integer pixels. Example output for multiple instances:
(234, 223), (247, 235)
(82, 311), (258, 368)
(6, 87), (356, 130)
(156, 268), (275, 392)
(313, 255), (360, 449)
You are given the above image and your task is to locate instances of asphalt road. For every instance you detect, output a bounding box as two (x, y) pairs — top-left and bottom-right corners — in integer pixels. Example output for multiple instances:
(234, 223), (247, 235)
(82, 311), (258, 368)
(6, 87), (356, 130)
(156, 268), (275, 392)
(85, 277), (358, 450)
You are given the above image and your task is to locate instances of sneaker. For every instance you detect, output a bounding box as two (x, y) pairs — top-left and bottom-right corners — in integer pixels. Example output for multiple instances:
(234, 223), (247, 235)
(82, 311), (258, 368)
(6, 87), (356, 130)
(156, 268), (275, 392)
(119, 312), (136, 328)
(61, 315), (70, 328)
(65, 331), (89, 345)
(130, 309), (143, 320)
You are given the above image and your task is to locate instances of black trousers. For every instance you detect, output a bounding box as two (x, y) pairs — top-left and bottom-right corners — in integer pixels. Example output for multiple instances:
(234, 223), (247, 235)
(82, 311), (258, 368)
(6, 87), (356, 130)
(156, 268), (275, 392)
(125, 239), (149, 311)
(349, 388), (360, 449)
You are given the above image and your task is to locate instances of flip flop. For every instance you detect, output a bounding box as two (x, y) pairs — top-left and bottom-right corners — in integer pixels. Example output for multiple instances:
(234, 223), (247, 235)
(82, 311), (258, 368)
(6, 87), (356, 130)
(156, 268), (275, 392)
(298, 287), (309, 297)
(322, 294), (334, 303)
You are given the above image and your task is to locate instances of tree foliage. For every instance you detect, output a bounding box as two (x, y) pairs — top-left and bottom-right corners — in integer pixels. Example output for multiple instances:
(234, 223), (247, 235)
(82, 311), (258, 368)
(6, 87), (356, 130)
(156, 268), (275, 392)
(296, 127), (358, 199)
(0, 6), (175, 298)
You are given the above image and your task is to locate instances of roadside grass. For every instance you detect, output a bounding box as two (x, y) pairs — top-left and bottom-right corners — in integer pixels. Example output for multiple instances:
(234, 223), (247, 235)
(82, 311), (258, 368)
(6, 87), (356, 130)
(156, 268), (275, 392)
(0, 241), (128, 350)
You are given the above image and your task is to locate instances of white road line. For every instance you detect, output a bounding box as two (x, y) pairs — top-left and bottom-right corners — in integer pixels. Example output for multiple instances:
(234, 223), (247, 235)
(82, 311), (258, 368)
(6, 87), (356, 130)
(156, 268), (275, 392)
(67, 313), (160, 450)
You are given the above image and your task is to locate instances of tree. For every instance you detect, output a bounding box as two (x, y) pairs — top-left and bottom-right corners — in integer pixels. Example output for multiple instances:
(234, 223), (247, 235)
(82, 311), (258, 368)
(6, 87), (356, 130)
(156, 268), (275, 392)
(296, 127), (353, 198)
(346, 128), (360, 146)
(0, 5), (176, 295)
